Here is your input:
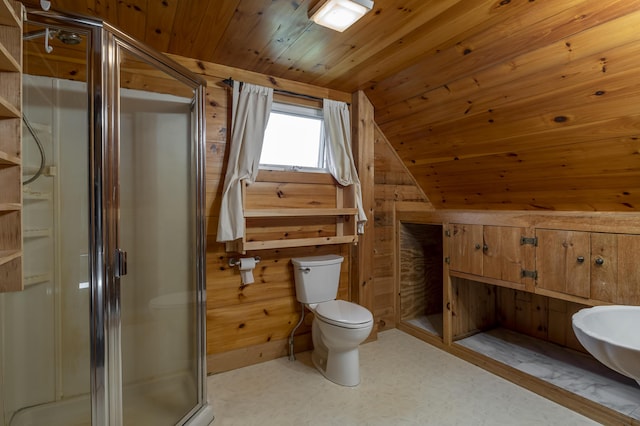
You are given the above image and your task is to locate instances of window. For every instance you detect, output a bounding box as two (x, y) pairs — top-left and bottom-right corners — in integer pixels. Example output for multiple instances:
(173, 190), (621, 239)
(259, 102), (326, 172)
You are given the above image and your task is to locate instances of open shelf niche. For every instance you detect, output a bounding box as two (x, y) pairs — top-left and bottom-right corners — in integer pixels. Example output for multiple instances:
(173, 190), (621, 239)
(397, 222), (443, 340)
(450, 277), (640, 423)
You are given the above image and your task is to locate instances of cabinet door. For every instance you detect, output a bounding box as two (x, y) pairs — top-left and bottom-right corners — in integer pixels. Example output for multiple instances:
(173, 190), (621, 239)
(590, 233), (617, 303)
(616, 234), (640, 305)
(591, 233), (640, 305)
(483, 226), (528, 284)
(449, 223), (483, 275)
(536, 229), (590, 298)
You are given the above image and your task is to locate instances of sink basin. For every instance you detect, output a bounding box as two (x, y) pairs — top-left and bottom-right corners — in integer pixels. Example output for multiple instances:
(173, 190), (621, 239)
(572, 305), (640, 386)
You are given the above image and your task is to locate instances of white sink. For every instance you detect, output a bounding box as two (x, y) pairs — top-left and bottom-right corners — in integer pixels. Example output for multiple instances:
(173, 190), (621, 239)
(572, 305), (640, 386)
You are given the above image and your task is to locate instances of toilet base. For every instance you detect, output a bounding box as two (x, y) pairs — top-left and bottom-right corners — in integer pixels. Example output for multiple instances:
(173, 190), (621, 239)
(312, 345), (361, 387)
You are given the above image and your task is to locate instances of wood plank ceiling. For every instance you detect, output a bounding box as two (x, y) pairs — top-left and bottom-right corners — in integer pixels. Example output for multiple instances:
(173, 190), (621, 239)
(21, 0), (640, 211)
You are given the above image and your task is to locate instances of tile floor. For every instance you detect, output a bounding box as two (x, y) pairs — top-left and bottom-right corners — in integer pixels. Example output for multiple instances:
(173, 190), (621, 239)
(207, 329), (599, 425)
(458, 327), (640, 420)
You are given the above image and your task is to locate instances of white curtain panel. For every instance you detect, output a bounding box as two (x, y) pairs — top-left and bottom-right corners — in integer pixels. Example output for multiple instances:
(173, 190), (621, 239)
(217, 81), (273, 242)
(323, 99), (367, 234)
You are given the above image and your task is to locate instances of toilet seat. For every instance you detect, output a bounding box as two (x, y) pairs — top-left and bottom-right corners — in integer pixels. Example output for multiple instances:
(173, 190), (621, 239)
(314, 300), (373, 329)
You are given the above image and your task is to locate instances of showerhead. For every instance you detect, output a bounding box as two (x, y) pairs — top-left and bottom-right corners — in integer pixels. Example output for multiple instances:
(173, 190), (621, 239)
(22, 28), (83, 45)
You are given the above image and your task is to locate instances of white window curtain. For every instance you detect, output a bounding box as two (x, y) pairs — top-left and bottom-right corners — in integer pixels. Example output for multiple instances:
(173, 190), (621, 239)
(217, 81), (273, 242)
(323, 99), (367, 234)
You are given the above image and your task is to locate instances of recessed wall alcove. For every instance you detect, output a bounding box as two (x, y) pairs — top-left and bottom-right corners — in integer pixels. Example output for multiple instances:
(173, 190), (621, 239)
(398, 222), (443, 339)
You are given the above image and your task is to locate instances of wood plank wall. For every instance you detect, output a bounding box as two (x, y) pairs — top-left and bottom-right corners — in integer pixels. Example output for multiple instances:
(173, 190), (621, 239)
(22, 43), (428, 373)
(373, 0), (640, 211)
(373, 125), (433, 330)
(166, 56), (380, 373)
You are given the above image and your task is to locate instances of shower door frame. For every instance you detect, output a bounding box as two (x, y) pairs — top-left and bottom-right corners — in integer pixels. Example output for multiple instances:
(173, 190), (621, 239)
(24, 10), (210, 426)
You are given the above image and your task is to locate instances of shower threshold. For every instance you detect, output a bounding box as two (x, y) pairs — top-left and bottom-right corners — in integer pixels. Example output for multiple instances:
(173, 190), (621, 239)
(9, 372), (200, 426)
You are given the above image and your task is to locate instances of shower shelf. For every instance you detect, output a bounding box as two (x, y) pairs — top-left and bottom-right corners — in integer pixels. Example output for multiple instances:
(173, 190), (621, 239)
(24, 228), (52, 239)
(23, 165), (56, 177)
(23, 273), (51, 287)
(23, 190), (51, 201)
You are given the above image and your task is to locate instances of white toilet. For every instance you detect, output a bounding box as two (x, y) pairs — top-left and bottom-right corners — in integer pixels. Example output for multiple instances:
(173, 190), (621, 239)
(291, 254), (373, 386)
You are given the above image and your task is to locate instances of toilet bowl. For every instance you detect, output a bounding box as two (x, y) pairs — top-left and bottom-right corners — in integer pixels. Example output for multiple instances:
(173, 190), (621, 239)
(291, 255), (373, 386)
(309, 299), (373, 386)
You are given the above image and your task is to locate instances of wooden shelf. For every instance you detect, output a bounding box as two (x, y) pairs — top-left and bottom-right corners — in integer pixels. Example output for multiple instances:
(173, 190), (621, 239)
(227, 172), (360, 253)
(0, 41), (18, 72)
(0, 0), (19, 27)
(0, 95), (19, 118)
(0, 248), (20, 266)
(0, 0), (23, 293)
(0, 202), (20, 211)
(241, 235), (357, 251)
(244, 208), (358, 218)
(0, 148), (20, 165)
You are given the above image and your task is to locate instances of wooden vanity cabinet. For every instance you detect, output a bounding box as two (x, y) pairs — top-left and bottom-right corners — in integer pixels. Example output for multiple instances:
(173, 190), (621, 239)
(590, 232), (616, 302)
(535, 229), (590, 298)
(591, 233), (640, 305)
(449, 223), (482, 275)
(536, 230), (640, 305)
(448, 224), (531, 289)
(482, 225), (531, 285)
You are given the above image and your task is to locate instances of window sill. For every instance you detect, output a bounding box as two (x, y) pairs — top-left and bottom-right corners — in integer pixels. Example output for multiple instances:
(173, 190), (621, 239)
(254, 169), (337, 185)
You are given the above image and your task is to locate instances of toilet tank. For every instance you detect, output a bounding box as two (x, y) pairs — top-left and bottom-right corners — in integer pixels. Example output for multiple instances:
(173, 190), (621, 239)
(291, 255), (344, 304)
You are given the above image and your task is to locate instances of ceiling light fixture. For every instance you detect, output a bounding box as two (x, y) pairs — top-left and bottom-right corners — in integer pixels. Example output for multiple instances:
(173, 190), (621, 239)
(309, 0), (374, 32)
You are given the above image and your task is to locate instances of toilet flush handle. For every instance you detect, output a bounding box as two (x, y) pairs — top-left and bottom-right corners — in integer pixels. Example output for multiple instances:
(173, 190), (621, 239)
(299, 267), (311, 273)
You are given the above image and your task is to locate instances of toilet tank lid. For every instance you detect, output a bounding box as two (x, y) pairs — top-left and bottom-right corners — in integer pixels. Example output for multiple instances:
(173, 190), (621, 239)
(291, 254), (344, 267)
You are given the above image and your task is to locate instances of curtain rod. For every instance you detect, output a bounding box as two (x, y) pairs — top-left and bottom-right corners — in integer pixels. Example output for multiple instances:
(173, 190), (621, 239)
(222, 78), (347, 104)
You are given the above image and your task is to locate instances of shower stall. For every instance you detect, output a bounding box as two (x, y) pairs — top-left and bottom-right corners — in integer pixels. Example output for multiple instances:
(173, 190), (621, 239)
(0, 8), (212, 426)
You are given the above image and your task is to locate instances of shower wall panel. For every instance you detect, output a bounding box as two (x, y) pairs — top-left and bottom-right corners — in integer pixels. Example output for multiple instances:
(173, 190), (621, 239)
(1, 75), (89, 422)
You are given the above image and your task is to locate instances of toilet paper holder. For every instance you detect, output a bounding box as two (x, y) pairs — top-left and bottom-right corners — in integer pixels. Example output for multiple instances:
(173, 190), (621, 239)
(228, 256), (261, 267)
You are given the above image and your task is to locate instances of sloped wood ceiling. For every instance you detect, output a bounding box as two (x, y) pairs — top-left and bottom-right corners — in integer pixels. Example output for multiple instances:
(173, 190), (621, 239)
(22, 0), (640, 211)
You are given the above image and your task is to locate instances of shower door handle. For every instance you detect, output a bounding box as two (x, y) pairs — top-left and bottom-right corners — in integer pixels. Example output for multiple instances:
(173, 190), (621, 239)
(115, 249), (128, 278)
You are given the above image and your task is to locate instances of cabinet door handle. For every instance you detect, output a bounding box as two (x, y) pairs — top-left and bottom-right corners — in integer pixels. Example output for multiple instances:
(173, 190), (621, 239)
(595, 257), (605, 266)
(483, 244), (488, 252)
(475, 243), (481, 250)
(576, 256), (585, 263)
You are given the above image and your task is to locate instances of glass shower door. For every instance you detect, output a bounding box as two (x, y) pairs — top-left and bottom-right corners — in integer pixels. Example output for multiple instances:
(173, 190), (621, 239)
(115, 45), (202, 425)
